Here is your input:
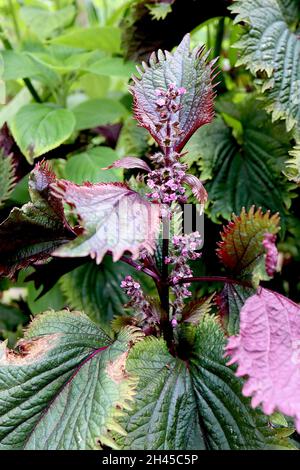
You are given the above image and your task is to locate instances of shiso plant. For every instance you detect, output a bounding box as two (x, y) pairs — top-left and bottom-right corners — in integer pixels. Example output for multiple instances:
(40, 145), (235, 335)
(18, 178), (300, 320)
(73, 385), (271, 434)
(0, 0), (300, 449)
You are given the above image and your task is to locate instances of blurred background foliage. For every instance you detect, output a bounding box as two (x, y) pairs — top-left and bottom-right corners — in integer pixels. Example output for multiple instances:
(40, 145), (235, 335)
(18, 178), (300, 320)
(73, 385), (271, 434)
(0, 0), (299, 348)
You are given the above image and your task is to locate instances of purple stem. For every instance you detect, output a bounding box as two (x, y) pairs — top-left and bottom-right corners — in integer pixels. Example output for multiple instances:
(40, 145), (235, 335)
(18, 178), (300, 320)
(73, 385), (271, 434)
(172, 276), (252, 287)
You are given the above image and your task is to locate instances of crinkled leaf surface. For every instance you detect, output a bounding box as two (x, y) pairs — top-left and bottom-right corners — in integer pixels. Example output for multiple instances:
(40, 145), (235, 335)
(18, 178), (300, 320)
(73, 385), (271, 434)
(231, 0), (300, 138)
(217, 206), (280, 281)
(10, 104), (75, 163)
(0, 163), (75, 278)
(0, 310), (143, 450)
(0, 153), (15, 208)
(115, 316), (289, 450)
(131, 34), (215, 152)
(225, 287), (300, 433)
(184, 97), (294, 222)
(217, 284), (256, 335)
(54, 181), (160, 263)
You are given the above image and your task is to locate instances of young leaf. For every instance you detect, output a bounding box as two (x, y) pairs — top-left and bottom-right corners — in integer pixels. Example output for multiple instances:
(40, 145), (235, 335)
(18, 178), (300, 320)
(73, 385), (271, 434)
(130, 34), (216, 152)
(0, 163), (75, 278)
(217, 206), (280, 280)
(0, 152), (16, 208)
(231, 0), (300, 137)
(53, 181), (160, 263)
(0, 310), (143, 450)
(10, 104), (76, 163)
(115, 315), (291, 449)
(104, 156), (151, 173)
(225, 287), (300, 433)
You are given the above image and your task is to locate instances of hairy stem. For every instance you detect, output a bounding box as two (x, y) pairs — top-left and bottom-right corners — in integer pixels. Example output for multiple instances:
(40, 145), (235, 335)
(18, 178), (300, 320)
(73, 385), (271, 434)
(118, 255), (161, 283)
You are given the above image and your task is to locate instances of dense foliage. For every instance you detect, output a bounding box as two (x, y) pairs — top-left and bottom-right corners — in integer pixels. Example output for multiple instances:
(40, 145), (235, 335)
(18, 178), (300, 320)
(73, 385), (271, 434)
(0, 0), (300, 450)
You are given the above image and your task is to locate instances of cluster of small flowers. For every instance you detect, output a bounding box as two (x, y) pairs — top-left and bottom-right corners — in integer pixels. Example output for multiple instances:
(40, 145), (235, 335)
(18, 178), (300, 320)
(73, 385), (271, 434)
(166, 232), (202, 321)
(146, 83), (188, 214)
(120, 275), (151, 319)
(147, 152), (188, 205)
(154, 83), (186, 147)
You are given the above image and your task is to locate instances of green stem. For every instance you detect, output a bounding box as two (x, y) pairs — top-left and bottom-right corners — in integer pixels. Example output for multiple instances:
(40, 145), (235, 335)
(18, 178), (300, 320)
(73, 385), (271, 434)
(1, 29), (42, 103)
(23, 78), (42, 103)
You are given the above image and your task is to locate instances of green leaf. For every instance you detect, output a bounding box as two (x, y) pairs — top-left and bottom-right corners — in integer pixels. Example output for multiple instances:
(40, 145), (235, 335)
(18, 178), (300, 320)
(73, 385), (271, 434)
(115, 316), (291, 449)
(64, 147), (122, 184)
(27, 281), (66, 316)
(116, 116), (149, 158)
(0, 310), (143, 450)
(51, 27), (121, 54)
(20, 5), (76, 40)
(59, 257), (133, 329)
(185, 96), (294, 221)
(0, 153), (15, 208)
(231, 0), (300, 137)
(72, 98), (128, 131)
(284, 144), (300, 183)
(131, 34), (215, 152)
(85, 57), (135, 78)
(217, 284), (256, 335)
(10, 104), (75, 163)
(0, 303), (27, 334)
(1, 51), (58, 85)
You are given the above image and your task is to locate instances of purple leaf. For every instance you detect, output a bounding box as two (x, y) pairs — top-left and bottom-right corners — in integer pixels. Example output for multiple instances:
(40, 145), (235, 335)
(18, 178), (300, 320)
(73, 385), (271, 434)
(183, 174), (208, 203)
(53, 181), (160, 263)
(130, 34), (216, 152)
(225, 287), (300, 432)
(0, 162), (76, 278)
(103, 156), (151, 172)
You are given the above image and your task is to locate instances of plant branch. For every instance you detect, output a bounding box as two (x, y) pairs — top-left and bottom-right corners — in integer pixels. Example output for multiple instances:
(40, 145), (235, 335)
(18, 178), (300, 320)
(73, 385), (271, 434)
(118, 254), (161, 283)
(172, 276), (252, 288)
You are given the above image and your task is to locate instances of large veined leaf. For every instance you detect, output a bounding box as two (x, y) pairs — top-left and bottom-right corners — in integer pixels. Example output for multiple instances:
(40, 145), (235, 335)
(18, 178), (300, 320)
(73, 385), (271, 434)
(130, 34), (216, 152)
(231, 0), (300, 138)
(184, 97), (294, 221)
(0, 310), (144, 449)
(10, 104), (76, 163)
(64, 147), (122, 184)
(0, 152), (15, 208)
(53, 181), (160, 263)
(60, 257), (135, 327)
(115, 316), (291, 449)
(225, 287), (300, 433)
(0, 163), (75, 278)
(51, 27), (122, 54)
(20, 5), (76, 40)
(217, 206), (280, 281)
(72, 99), (128, 131)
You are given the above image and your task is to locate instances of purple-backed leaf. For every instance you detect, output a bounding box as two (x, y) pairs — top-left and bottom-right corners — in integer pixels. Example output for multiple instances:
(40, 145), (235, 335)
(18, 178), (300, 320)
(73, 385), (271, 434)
(225, 287), (300, 432)
(103, 156), (151, 172)
(53, 181), (160, 263)
(130, 34), (216, 152)
(183, 174), (208, 204)
(0, 162), (76, 278)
